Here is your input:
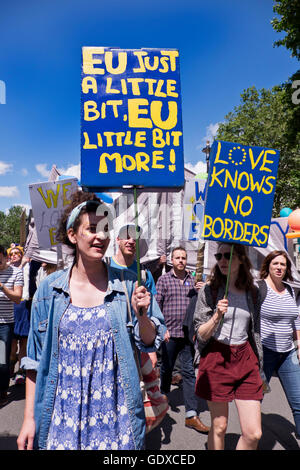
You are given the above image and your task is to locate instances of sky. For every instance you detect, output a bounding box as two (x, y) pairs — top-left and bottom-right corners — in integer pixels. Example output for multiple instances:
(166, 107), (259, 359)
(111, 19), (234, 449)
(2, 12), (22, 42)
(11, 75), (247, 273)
(0, 0), (298, 214)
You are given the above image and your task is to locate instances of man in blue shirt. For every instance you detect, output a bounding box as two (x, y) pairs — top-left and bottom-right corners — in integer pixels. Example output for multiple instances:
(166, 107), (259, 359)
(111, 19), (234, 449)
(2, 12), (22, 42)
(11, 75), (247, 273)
(109, 224), (157, 296)
(110, 224), (158, 368)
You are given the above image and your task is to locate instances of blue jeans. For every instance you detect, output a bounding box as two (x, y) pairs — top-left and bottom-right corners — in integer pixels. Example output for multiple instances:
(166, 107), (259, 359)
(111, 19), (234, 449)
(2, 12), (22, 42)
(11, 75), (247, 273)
(160, 337), (200, 417)
(0, 323), (14, 392)
(263, 345), (300, 436)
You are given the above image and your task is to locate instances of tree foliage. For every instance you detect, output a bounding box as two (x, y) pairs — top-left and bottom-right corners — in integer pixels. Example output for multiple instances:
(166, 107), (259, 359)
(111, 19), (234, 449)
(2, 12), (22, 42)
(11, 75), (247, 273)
(272, 0), (300, 60)
(215, 1), (300, 217)
(272, 0), (300, 149)
(216, 85), (300, 216)
(0, 206), (24, 248)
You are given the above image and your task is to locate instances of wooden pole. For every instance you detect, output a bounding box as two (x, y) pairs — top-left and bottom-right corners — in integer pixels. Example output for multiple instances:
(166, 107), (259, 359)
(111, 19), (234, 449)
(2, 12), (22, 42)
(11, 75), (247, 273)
(19, 210), (26, 246)
(195, 242), (205, 283)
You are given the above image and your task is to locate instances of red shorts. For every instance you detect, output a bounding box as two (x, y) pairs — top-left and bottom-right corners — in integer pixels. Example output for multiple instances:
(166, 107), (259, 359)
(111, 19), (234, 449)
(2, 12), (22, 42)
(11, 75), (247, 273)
(195, 339), (263, 402)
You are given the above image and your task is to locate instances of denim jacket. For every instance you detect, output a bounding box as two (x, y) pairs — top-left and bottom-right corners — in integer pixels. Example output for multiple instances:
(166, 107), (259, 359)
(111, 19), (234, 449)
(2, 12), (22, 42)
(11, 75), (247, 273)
(22, 263), (166, 450)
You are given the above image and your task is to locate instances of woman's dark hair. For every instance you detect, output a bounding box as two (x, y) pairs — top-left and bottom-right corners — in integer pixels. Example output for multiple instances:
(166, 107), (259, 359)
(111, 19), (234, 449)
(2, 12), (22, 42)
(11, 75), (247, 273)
(259, 250), (293, 281)
(208, 243), (254, 291)
(56, 190), (102, 249)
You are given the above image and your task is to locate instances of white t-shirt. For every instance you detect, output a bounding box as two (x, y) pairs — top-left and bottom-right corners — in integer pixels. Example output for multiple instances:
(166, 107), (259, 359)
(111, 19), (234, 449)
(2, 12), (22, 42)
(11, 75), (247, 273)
(213, 290), (250, 345)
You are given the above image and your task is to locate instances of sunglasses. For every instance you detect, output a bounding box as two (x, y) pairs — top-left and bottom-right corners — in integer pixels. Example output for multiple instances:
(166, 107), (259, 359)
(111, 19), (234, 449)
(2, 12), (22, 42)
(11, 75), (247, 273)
(214, 252), (231, 261)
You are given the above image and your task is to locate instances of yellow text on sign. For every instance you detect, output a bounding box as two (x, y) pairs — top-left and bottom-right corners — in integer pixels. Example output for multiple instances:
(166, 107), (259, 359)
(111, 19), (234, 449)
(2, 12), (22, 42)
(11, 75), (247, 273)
(213, 141), (277, 173)
(99, 149), (177, 173)
(49, 227), (57, 246)
(82, 129), (182, 149)
(202, 214), (269, 247)
(82, 48), (179, 75)
(84, 98), (178, 130)
(37, 182), (73, 209)
(82, 76), (179, 98)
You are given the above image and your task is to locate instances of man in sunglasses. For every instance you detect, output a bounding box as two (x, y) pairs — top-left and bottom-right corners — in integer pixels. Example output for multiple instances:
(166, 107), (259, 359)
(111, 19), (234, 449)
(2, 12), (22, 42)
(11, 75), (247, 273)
(109, 223), (157, 297)
(156, 246), (210, 434)
(109, 224), (158, 368)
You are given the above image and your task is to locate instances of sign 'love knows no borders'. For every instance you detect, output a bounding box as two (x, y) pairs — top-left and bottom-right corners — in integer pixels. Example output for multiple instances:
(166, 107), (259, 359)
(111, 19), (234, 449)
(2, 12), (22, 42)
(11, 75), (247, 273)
(202, 140), (280, 248)
(80, 47), (184, 191)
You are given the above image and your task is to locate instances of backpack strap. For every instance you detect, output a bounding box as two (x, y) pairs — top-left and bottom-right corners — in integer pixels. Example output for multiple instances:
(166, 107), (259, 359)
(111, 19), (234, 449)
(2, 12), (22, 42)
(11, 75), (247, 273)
(250, 285), (258, 306)
(257, 279), (268, 304)
(210, 285), (218, 310)
(209, 283), (259, 308)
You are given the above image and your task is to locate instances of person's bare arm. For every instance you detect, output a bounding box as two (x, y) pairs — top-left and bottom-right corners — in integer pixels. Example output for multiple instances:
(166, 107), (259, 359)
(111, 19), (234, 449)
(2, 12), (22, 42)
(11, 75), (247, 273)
(0, 284), (22, 304)
(132, 283), (156, 346)
(17, 370), (37, 450)
(197, 298), (228, 342)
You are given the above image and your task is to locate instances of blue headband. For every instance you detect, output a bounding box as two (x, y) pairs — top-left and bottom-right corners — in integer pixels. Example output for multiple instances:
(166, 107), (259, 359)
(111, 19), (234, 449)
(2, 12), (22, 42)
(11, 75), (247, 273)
(66, 200), (100, 230)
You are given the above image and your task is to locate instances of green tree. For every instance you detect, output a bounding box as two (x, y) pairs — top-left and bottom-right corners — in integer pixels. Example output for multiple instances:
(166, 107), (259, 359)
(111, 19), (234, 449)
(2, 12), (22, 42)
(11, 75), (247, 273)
(215, 2), (300, 217)
(0, 205), (24, 248)
(216, 86), (300, 216)
(272, 0), (300, 60)
(272, 0), (300, 148)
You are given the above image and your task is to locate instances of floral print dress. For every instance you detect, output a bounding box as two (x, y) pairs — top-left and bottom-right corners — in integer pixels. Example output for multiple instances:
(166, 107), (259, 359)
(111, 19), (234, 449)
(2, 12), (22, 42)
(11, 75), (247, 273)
(46, 303), (135, 450)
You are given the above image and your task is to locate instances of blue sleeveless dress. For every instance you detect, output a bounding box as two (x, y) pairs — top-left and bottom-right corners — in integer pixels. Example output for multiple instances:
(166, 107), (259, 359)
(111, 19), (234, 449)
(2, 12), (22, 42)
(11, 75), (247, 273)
(46, 303), (135, 450)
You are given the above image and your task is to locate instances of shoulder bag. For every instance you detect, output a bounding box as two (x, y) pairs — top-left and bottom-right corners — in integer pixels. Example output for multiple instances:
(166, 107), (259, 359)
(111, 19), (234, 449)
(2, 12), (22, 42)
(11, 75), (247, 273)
(121, 271), (169, 434)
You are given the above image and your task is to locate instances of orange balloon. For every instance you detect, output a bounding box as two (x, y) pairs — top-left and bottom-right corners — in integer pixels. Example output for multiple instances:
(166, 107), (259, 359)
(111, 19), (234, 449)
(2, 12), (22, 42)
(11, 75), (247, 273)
(288, 208), (300, 230)
(286, 208), (300, 238)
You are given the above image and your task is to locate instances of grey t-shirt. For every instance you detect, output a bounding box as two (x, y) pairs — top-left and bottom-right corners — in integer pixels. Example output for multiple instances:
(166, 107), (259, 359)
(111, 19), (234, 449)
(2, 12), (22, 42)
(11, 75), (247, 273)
(213, 290), (250, 345)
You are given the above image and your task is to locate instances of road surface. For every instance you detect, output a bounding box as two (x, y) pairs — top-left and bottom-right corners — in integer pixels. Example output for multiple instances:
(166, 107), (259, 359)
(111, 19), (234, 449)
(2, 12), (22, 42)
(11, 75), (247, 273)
(0, 374), (299, 451)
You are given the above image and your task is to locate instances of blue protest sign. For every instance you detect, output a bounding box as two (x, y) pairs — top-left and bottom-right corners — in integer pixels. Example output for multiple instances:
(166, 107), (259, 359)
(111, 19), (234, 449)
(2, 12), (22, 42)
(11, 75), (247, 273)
(202, 140), (280, 248)
(80, 47), (184, 190)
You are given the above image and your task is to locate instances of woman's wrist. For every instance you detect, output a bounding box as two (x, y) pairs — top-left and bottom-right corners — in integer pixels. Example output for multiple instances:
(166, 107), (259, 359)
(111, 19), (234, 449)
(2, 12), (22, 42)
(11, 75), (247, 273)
(212, 312), (220, 325)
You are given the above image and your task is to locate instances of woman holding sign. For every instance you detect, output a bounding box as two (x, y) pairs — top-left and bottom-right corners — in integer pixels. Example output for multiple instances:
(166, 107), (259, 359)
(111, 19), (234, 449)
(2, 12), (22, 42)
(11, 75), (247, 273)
(258, 250), (300, 438)
(17, 190), (166, 450)
(194, 243), (264, 450)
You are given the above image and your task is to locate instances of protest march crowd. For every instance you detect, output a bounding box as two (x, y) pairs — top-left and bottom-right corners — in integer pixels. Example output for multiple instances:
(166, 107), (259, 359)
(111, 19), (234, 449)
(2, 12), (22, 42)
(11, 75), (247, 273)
(0, 46), (298, 452)
(0, 189), (299, 451)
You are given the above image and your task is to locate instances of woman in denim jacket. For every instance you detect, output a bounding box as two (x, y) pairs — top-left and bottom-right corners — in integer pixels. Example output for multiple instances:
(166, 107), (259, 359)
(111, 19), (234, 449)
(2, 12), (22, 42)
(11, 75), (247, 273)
(17, 191), (166, 450)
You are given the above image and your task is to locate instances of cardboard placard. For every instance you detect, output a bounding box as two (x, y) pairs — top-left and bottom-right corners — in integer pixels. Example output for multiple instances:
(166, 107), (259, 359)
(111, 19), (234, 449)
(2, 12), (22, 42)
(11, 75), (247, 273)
(29, 178), (78, 249)
(183, 178), (207, 241)
(80, 47), (184, 190)
(202, 140), (280, 248)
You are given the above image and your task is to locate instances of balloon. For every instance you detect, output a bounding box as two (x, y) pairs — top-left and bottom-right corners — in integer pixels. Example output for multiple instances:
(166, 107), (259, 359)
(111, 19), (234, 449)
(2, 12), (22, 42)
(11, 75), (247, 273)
(280, 207), (293, 217)
(288, 209), (300, 230)
(286, 208), (300, 238)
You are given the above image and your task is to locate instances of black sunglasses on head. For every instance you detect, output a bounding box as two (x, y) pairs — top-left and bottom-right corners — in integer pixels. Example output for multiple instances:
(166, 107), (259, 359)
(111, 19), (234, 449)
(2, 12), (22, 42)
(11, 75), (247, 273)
(214, 252), (231, 261)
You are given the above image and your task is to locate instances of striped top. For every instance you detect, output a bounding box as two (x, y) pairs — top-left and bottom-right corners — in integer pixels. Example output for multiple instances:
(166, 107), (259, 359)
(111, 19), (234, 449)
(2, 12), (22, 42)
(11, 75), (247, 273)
(260, 285), (300, 353)
(0, 265), (24, 323)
